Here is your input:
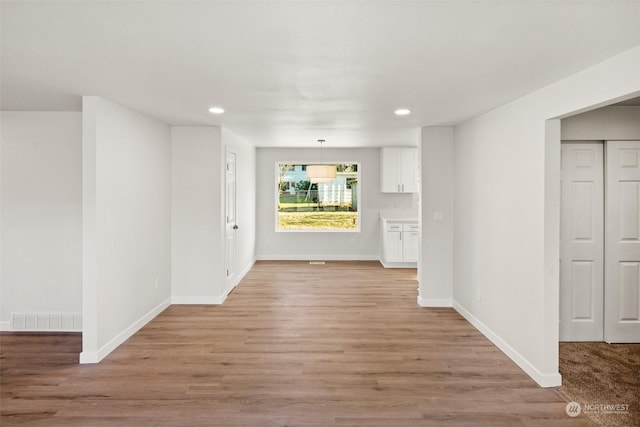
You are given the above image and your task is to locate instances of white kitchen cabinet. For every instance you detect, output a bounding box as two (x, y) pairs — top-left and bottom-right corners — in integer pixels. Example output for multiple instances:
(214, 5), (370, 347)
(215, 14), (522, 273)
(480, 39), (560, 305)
(382, 222), (403, 263)
(402, 223), (419, 263)
(380, 220), (419, 268)
(380, 147), (418, 193)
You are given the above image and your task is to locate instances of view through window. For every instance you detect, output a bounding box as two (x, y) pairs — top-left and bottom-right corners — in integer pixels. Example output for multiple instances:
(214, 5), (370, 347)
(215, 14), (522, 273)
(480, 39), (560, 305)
(277, 163), (360, 231)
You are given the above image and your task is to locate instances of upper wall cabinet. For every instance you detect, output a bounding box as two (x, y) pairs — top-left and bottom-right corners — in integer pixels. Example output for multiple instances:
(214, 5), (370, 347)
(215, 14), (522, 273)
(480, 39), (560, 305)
(380, 147), (419, 193)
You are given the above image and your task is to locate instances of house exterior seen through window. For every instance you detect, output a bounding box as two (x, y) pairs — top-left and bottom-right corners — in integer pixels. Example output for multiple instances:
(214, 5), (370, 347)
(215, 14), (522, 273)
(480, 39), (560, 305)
(276, 163), (360, 231)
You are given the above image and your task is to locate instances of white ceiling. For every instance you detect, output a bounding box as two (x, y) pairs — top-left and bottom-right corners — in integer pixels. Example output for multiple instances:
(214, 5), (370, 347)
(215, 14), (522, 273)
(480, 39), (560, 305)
(2, 1), (640, 147)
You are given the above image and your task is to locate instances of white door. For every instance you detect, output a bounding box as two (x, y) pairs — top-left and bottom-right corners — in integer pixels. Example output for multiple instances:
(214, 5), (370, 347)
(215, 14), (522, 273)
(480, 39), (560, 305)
(560, 142), (604, 341)
(605, 141), (640, 343)
(225, 150), (237, 293)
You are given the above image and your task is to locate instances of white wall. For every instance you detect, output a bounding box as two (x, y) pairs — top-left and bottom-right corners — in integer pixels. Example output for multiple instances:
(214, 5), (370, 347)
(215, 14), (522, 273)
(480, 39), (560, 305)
(222, 128), (257, 280)
(171, 127), (224, 303)
(171, 127), (256, 303)
(81, 97), (172, 363)
(0, 112), (82, 330)
(453, 45), (640, 387)
(256, 147), (417, 260)
(561, 105), (640, 140)
(419, 127), (454, 307)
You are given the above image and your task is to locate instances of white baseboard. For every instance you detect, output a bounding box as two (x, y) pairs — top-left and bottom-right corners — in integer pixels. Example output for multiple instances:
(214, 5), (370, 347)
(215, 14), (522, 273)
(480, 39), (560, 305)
(380, 260), (418, 269)
(80, 297), (171, 364)
(172, 258), (258, 305)
(453, 300), (562, 388)
(417, 296), (452, 307)
(171, 295), (227, 304)
(237, 257), (256, 281)
(256, 254), (379, 261)
(0, 321), (10, 331)
(226, 257), (256, 293)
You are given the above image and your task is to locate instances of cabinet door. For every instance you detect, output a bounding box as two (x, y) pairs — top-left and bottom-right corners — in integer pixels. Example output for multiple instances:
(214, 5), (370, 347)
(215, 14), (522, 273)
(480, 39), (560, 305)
(398, 148), (418, 193)
(380, 148), (400, 192)
(403, 230), (419, 262)
(385, 231), (403, 262)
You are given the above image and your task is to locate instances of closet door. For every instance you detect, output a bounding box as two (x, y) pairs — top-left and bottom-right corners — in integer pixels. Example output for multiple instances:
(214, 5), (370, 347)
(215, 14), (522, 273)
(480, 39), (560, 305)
(560, 142), (604, 341)
(605, 141), (640, 343)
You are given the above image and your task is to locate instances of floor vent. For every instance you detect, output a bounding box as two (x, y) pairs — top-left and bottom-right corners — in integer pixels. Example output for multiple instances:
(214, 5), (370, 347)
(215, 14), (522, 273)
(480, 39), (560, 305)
(309, 261), (326, 265)
(11, 313), (82, 331)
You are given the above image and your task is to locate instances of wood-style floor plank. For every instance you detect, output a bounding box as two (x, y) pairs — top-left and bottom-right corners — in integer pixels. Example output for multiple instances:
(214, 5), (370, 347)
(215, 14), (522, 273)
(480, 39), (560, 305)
(1, 261), (592, 426)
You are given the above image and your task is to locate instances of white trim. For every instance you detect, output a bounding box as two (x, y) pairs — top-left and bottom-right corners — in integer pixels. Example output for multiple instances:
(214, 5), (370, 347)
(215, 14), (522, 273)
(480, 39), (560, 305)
(1, 327), (82, 332)
(453, 300), (562, 388)
(171, 295), (227, 305)
(0, 327), (82, 332)
(0, 321), (11, 331)
(236, 257), (256, 285)
(79, 297), (171, 364)
(380, 260), (418, 269)
(256, 254), (379, 261)
(417, 296), (452, 307)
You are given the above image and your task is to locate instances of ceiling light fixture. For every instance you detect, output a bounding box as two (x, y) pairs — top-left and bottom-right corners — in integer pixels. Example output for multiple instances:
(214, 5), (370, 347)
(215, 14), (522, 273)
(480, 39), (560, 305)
(209, 107), (225, 114)
(306, 139), (336, 182)
(394, 108), (411, 116)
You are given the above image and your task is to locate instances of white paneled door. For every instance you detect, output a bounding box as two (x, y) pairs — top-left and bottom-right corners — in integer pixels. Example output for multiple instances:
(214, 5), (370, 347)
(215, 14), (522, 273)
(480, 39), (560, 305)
(225, 150), (237, 294)
(605, 141), (640, 343)
(560, 142), (604, 341)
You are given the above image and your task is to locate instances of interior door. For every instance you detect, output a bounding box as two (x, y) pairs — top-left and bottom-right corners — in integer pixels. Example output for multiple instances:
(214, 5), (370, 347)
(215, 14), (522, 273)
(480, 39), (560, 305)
(605, 141), (640, 343)
(225, 150), (237, 293)
(560, 142), (604, 341)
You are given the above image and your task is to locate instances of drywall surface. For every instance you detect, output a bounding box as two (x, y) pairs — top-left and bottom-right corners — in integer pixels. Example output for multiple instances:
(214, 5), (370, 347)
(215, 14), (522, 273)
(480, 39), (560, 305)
(82, 97), (171, 362)
(561, 105), (640, 140)
(0, 112), (82, 329)
(453, 45), (640, 386)
(419, 127), (454, 307)
(171, 126), (224, 302)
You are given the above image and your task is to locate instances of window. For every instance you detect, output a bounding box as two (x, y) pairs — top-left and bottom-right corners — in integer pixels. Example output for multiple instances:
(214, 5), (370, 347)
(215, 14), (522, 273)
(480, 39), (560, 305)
(276, 163), (360, 232)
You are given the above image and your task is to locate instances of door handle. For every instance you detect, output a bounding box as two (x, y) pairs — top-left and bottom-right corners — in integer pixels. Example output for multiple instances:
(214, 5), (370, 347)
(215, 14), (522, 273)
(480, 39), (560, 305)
(233, 225), (239, 230)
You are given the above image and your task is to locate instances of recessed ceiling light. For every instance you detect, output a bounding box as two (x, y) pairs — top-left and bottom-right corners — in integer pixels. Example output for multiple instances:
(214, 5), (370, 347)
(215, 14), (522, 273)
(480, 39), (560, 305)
(209, 107), (225, 114)
(394, 108), (411, 116)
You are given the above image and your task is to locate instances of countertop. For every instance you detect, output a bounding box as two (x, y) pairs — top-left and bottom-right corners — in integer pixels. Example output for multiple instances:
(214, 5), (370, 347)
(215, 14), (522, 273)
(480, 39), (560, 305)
(378, 209), (419, 222)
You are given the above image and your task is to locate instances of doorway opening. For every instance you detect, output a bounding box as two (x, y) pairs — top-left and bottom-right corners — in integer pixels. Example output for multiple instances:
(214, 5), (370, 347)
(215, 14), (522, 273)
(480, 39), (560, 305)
(557, 99), (640, 425)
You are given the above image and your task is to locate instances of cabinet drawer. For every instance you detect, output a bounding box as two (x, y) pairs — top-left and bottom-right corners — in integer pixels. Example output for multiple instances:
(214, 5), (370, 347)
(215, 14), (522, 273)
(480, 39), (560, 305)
(403, 223), (419, 232)
(385, 223), (403, 232)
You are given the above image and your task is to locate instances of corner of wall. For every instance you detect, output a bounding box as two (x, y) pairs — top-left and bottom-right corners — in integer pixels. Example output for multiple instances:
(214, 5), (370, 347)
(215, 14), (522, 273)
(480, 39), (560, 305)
(419, 127), (454, 303)
(453, 299), (561, 387)
(81, 297), (171, 364)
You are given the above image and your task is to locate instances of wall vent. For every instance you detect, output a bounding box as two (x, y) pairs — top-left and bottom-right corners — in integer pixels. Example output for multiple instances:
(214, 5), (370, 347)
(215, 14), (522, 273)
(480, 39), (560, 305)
(10, 313), (82, 331)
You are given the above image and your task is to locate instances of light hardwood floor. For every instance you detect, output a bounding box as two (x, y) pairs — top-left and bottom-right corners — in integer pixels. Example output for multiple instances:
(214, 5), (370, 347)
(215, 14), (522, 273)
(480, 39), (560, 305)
(1, 261), (592, 426)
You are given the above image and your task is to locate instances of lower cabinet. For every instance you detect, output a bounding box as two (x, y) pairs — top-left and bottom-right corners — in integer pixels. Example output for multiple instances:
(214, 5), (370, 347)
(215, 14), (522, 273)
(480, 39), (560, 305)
(380, 220), (419, 267)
